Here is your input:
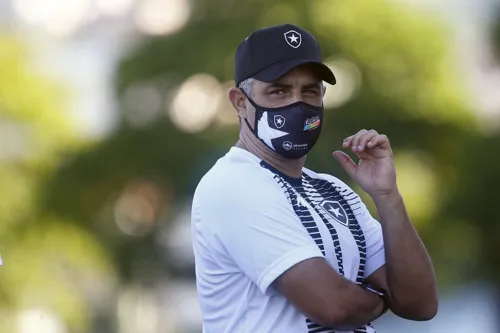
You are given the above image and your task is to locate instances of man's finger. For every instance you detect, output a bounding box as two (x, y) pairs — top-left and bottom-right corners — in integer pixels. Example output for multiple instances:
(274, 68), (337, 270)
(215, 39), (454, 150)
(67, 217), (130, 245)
(356, 130), (379, 152)
(367, 134), (389, 149)
(349, 129), (368, 151)
(333, 150), (357, 178)
(342, 135), (354, 148)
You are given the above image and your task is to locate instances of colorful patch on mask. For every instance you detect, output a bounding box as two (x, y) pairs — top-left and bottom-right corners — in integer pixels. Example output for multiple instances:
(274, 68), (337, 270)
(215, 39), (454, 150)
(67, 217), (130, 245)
(303, 116), (321, 131)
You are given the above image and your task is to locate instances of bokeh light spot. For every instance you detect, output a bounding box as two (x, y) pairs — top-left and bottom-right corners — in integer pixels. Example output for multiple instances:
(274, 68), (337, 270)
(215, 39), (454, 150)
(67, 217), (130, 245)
(122, 82), (163, 128)
(394, 151), (439, 224)
(169, 74), (222, 133)
(97, 0), (134, 17)
(323, 57), (363, 109)
(12, 0), (91, 37)
(134, 0), (190, 36)
(214, 80), (239, 126)
(114, 180), (161, 237)
(17, 308), (66, 333)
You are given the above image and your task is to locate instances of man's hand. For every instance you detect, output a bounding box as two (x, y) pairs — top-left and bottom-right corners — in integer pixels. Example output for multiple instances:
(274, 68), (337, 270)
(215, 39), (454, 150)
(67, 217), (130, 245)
(333, 129), (397, 198)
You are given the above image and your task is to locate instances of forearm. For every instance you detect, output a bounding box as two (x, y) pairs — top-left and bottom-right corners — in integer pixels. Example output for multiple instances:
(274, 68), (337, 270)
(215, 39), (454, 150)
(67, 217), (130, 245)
(277, 257), (386, 330)
(325, 278), (384, 330)
(373, 192), (438, 320)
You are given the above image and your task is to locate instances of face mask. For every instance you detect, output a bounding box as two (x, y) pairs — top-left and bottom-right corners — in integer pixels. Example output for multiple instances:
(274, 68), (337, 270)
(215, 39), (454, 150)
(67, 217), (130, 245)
(243, 96), (324, 159)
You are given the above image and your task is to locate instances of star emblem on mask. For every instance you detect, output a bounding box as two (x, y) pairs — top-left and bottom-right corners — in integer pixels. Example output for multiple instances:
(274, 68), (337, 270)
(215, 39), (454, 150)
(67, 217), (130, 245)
(258, 112), (289, 150)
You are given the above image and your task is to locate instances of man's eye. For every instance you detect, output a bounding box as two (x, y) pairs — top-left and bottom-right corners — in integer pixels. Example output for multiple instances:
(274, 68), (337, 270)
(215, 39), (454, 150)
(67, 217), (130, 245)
(305, 89), (319, 95)
(270, 90), (285, 95)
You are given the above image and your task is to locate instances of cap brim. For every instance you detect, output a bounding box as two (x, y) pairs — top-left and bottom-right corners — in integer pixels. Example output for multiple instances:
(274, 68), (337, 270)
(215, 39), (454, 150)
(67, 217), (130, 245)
(252, 58), (336, 85)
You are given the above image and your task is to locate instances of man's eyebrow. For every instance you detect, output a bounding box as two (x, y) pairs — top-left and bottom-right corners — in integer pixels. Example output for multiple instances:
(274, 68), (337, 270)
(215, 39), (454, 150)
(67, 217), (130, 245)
(265, 82), (293, 89)
(302, 82), (323, 90)
(265, 82), (322, 89)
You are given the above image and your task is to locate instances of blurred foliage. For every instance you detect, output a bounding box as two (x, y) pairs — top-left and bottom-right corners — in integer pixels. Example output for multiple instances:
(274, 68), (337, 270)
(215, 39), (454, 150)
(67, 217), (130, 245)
(2, 0), (500, 332)
(492, 7), (500, 62)
(0, 35), (116, 332)
(311, 0), (475, 127)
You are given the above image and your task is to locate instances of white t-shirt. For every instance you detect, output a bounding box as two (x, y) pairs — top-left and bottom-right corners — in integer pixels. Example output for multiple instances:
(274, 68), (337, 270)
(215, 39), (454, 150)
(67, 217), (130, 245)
(191, 147), (386, 333)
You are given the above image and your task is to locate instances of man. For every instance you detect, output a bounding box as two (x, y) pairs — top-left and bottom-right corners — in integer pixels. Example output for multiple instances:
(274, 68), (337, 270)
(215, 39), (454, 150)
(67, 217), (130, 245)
(191, 24), (438, 333)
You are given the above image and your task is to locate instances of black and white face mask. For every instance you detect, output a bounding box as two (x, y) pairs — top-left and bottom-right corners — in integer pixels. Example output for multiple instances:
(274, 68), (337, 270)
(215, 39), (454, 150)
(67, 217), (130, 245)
(244, 96), (324, 159)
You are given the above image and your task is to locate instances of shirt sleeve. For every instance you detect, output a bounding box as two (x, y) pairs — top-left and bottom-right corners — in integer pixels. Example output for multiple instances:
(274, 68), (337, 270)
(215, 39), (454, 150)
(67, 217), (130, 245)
(197, 175), (324, 296)
(318, 173), (386, 278)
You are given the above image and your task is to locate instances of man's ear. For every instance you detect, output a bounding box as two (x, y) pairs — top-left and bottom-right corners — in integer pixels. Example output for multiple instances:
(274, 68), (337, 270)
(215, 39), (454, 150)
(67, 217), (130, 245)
(228, 87), (248, 119)
(322, 84), (327, 98)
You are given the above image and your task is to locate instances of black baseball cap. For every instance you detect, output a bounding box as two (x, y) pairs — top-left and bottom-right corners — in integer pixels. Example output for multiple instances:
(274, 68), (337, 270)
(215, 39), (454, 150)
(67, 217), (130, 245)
(234, 24), (336, 87)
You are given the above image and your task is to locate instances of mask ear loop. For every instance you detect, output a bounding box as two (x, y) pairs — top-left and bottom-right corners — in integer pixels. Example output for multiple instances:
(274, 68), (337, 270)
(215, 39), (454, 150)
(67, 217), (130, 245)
(239, 88), (259, 137)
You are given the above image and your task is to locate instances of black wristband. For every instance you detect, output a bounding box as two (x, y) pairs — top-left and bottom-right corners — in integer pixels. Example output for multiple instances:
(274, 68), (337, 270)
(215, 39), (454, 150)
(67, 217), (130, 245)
(358, 282), (390, 318)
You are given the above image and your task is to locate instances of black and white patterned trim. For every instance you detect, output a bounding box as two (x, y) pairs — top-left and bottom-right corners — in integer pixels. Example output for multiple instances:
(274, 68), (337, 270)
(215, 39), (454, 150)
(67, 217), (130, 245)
(260, 163), (373, 333)
(303, 174), (367, 284)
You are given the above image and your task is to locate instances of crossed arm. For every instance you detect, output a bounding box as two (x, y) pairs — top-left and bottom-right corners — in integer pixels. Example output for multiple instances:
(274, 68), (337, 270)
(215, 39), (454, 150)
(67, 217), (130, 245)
(366, 193), (438, 320)
(274, 257), (385, 330)
(274, 192), (438, 330)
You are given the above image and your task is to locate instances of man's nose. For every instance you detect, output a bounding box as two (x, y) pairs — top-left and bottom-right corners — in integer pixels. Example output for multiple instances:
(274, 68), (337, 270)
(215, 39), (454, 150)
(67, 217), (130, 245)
(290, 90), (305, 103)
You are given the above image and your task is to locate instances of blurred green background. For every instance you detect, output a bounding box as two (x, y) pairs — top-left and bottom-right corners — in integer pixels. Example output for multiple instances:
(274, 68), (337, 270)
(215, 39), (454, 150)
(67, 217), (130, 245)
(1, 0), (500, 332)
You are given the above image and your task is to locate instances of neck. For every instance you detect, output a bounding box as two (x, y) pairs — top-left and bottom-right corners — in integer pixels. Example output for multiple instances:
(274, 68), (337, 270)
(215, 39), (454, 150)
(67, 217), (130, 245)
(236, 131), (305, 179)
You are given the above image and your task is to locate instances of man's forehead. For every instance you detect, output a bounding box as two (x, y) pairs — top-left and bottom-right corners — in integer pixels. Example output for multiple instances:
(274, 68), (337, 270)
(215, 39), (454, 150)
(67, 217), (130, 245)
(260, 76), (322, 87)
(263, 65), (323, 86)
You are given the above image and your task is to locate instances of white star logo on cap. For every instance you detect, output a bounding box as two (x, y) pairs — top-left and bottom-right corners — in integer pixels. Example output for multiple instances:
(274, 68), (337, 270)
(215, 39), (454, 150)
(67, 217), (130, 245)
(284, 30), (302, 48)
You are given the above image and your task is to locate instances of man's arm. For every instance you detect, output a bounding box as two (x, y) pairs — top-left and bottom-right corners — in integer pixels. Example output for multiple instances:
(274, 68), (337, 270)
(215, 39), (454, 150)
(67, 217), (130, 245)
(335, 129), (439, 321)
(366, 192), (438, 320)
(274, 257), (384, 330)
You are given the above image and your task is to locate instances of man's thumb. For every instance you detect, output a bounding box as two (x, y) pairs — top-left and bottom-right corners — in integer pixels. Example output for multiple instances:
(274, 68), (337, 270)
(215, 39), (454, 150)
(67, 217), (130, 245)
(333, 151), (357, 178)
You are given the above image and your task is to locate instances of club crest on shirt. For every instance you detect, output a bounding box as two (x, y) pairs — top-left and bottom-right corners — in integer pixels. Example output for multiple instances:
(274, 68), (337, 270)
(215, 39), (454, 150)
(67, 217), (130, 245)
(320, 200), (348, 227)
